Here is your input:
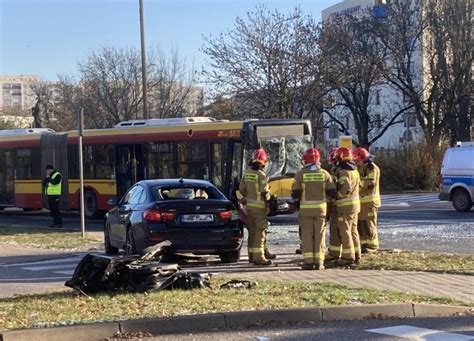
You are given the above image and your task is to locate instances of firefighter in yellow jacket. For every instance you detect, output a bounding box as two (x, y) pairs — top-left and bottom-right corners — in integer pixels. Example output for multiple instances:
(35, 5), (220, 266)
(292, 148), (336, 270)
(333, 147), (361, 266)
(326, 148), (343, 261)
(353, 147), (381, 253)
(239, 148), (272, 266)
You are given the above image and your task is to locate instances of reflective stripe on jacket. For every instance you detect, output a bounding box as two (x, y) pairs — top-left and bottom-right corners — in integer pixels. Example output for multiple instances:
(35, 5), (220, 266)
(292, 166), (335, 217)
(239, 168), (270, 210)
(46, 171), (62, 196)
(335, 168), (360, 213)
(358, 162), (381, 207)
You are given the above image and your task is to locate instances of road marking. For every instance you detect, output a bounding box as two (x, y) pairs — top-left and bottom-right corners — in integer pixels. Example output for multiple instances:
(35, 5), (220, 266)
(23, 263), (77, 271)
(1, 255), (84, 268)
(366, 325), (474, 340)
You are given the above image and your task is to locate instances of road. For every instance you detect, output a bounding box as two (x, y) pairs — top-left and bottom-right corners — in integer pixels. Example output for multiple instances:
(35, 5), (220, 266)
(0, 193), (472, 298)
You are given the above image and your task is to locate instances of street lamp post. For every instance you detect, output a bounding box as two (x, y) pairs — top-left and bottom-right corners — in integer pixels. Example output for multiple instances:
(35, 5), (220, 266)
(139, 0), (148, 119)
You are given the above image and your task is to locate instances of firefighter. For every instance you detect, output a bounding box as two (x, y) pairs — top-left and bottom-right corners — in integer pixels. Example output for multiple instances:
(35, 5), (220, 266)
(353, 147), (381, 253)
(291, 148), (336, 270)
(239, 148), (273, 266)
(325, 147), (343, 262)
(333, 147), (361, 266)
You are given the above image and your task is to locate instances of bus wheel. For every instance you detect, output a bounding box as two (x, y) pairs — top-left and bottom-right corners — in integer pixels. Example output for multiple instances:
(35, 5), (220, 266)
(84, 190), (98, 219)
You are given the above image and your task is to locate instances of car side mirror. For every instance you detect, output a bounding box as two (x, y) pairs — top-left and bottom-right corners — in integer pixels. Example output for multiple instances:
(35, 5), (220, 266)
(107, 197), (119, 206)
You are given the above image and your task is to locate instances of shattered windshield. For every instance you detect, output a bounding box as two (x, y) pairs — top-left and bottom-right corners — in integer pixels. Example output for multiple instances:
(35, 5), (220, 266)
(245, 135), (312, 178)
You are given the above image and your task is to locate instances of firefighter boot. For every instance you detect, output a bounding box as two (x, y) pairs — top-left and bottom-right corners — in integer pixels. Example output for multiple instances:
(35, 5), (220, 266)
(301, 263), (314, 270)
(253, 259), (272, 266)
(264, 248), (276, 260)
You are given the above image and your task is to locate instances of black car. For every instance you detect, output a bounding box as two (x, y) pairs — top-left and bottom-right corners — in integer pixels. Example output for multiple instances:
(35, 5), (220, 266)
(104, 178), (243, 263)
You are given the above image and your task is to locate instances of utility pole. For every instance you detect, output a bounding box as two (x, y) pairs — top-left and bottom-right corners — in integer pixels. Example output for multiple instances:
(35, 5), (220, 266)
(78, 108), (86, 238)
(139, 0), (148, 119)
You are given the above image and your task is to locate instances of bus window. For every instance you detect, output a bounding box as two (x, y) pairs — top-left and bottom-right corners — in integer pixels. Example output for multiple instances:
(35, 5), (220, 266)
(15, 148), (40, 179)
(0, 150), (14, 205)
(145, 142), (175, 179)
(261, 136), (286, 177)
(285, 135), (312, 175)
(211, 142), (224, 187)
(83, 145), (114, 179)
(176, 141), (209, 179)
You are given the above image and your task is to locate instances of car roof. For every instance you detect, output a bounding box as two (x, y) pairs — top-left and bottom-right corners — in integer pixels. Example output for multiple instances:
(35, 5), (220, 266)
(137, 178), (216, 187)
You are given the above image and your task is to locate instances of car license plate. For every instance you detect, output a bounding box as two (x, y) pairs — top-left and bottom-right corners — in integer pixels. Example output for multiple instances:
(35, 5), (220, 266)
(182, 214), (214, 223)
(277, 203), (289, 210)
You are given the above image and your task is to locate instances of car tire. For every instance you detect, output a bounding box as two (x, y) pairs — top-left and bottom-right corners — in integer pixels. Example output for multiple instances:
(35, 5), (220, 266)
(219, 250), (241, 263)
(124, 228), (137, 255)
(452, 188), (472, 212)
(104, 223), (119, 255)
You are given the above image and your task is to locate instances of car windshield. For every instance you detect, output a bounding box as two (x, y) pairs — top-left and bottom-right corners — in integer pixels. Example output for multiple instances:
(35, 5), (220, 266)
(152, 185), (226, 201)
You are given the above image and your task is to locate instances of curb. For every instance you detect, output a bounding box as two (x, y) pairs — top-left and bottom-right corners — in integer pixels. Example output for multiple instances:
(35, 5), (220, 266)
(1, 303), (472, 341)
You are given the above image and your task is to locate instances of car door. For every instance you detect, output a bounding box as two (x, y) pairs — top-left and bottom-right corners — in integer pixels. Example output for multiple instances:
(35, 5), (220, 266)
(109, 185), (143, 245)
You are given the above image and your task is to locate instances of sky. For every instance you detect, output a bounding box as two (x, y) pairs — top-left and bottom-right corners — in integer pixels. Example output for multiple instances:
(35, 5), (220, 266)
(0, 0), (341, 81)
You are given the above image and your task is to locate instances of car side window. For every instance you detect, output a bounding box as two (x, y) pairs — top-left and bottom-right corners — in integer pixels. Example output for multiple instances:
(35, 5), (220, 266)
(137, 186), (147, 204)
(129, 186), (144, 205)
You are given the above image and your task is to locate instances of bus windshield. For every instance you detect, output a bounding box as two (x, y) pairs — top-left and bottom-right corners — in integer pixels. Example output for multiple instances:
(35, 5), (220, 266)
(258, 135), (312, 178)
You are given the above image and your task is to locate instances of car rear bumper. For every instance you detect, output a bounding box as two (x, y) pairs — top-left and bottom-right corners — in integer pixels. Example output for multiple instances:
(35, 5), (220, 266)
(147, 226), (243, 254)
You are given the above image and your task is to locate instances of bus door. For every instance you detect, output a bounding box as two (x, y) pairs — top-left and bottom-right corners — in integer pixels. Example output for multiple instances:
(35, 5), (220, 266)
(115, 144), (144, 198)
(0, 150), (15, 205)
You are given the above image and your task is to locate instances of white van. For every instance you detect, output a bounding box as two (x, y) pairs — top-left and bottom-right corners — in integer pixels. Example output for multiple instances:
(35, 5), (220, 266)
(439, 142), (474, 211)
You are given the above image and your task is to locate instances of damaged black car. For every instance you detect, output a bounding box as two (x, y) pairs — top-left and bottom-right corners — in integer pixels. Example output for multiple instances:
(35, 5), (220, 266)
(104, 178), (243, 263)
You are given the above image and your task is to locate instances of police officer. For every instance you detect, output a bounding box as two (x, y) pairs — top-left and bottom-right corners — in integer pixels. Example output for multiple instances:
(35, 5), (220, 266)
(239, 148), (272, 266)
(292, 148), (336, 270)
(353, 147), (381, 253)
(44, 165), (63, 227)
(326, 147), (343, 262)
(333, 147), (361, 266)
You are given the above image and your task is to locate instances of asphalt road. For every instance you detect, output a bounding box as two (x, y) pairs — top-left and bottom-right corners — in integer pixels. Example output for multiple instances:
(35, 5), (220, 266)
(0, 193), (472, 298)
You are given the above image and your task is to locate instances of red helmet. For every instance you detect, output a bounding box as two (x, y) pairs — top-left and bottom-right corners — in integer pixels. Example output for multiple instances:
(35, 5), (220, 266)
(302, 148), (320, 164)
(353, 147), (370, 163)
(252, 148), (268, 165)
(327, 147), (338, 164)
(334, 147), (353, 162)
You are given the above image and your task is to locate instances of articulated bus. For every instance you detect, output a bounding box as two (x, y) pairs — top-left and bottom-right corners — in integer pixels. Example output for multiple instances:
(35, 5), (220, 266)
(0, 117), (312, 218)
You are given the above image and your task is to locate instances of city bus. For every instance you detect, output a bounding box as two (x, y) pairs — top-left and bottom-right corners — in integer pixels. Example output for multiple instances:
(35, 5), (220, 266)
(0, 117), (312, 218)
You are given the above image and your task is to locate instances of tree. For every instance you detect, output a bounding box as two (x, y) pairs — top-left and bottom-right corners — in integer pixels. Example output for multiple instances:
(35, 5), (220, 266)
(320, 13), (413, 148)
(375, 0), (472, 147)
(201, 6), (325, 123)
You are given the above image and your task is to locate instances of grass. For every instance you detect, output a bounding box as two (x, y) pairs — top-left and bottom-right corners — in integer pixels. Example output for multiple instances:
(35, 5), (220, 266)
(0, 227), (102, 250)
(358, 250), (474, 275)
(0, 279), (464, 331)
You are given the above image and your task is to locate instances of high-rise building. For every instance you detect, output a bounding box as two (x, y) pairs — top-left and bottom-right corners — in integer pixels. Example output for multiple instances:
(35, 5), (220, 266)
(0, 75), (38, 114)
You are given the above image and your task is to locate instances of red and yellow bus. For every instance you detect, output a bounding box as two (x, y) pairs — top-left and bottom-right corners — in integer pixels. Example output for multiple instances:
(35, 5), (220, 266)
(0, 117), (312, 218)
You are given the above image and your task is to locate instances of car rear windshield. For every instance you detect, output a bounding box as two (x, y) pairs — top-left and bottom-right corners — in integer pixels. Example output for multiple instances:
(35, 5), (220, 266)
(152, 186), (226, 201)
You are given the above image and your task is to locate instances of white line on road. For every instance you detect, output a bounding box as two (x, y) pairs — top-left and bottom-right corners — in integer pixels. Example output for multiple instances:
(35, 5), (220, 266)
(366, 325), (474, 340)
(22, 263), (78, 271)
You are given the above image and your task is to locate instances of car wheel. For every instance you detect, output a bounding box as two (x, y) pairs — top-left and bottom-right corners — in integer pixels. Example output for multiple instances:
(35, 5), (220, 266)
(84, 190), (98, 219)
(452, 188), (472, 212)
(219, 250), (241, 263)
(124, 228), (137, 255)
(104, 222), (119, 255)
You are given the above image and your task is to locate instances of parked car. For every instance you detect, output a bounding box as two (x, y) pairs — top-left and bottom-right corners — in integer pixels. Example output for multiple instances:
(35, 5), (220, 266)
(439, 142), (474, 212)
(104, 179), (243, 263)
